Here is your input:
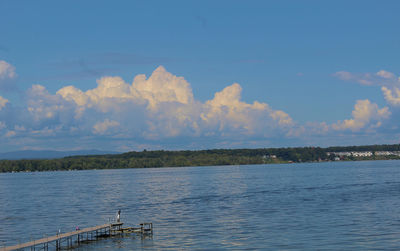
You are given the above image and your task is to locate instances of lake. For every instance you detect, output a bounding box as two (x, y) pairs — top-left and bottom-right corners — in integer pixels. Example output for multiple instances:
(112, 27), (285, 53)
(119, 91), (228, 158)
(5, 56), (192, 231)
(1, 160), (400, 250)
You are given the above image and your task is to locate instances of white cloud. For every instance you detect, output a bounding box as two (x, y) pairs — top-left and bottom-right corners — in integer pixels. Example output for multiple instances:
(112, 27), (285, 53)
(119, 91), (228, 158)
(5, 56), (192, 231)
(334, 70), (400, 108)
(376, 70), (396, 79)
(87, 76), (135, 104)
(334, 71), (355, 81)
(334, 70), (400, 87)
(0, 95), (8, 110)
(382, 86), (400, 106)
(0, 60), (16, 80)
(54, 66), (293, 139)
(93, 119), (120, 135)
(334, 71), (373, 85)
(132, 66), (194, 109)
(332, 99), (390, 131)
(201, 83), (292, 135)
(27, 85), (69, 121)
(57, 85), (88, 106)
(270, 110), (293, 126)
(57, 66), (194, 111)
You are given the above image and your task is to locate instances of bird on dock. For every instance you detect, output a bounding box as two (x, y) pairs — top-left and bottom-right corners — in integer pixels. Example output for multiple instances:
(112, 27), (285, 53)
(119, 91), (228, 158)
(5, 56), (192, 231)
(117, 210), (121, 222)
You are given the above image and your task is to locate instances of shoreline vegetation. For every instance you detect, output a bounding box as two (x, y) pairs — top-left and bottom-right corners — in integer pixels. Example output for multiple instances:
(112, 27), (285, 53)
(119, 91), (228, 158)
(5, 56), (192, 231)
(1, 144), (400, 173)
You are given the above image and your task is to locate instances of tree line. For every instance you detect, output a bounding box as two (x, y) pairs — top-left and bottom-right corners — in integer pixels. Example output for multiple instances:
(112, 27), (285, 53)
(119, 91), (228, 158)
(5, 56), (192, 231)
(1, 144), (400, 173)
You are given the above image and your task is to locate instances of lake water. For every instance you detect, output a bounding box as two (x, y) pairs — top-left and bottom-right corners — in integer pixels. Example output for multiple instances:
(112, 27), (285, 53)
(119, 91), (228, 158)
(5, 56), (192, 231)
(1, 160), (400, 250)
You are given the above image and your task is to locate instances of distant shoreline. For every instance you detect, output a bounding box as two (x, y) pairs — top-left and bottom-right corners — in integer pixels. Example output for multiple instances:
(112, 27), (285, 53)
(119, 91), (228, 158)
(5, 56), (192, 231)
(1, 144), (400, 173)
(2, 158), (399, 175)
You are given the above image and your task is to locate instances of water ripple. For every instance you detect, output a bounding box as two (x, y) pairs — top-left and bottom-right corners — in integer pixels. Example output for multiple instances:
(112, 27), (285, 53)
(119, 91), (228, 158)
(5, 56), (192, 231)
(1, 160), (400, 249)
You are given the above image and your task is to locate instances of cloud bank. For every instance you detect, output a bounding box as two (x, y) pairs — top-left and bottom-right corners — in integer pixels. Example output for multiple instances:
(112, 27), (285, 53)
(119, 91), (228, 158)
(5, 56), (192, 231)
(0, 64), (299, 151)
(0, 61), (398, 151)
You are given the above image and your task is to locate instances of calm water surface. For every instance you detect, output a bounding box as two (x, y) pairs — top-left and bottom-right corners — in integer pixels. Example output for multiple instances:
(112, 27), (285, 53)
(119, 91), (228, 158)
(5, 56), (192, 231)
(1, 160), (400, 250)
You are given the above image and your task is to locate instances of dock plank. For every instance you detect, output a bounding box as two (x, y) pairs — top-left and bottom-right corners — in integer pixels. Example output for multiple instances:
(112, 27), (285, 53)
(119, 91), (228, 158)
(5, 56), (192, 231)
(4, 223), (112, 251)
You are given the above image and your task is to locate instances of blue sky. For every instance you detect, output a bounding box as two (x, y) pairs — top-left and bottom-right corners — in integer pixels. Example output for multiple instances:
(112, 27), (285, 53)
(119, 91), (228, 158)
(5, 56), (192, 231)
(0, 0), (400, 152)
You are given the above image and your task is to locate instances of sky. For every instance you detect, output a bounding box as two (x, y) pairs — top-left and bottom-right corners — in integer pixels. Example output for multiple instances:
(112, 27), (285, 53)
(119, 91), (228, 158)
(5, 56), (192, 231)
(0, 0), (400, 152)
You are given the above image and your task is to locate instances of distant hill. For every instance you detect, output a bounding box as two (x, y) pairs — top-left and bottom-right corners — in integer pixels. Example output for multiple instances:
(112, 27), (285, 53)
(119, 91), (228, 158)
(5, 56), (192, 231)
(0, 150), (119, 160)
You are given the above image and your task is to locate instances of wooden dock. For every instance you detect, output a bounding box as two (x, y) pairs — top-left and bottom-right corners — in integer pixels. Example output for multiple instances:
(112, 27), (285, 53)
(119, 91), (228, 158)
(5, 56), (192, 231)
(2, 222), (152, 251)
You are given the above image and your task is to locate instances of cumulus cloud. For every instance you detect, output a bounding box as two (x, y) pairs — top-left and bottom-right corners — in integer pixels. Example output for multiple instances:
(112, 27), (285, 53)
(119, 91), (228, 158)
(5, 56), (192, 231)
(0, 60), (17, 92)
(132, 66), (194, 109)
(93, 119), (120, 135)
(201, 83), (292, 135)
(57, 66), (193, 107)
(382, 86), (400, 106)
(0, 95), (8, 110)
(0, 60), (16, 80)
(0, 65), (295, 151)
(57, 85), (88, 106)
(56, 66), (195, 118)
(27, 84), (74, 122)
(332, 99), (390, 131)
(53, 66), (293, 139)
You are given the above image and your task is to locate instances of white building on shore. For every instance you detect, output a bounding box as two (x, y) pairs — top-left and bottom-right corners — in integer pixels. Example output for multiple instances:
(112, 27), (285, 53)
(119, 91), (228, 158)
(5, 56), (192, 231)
(328, 151), (400, 158)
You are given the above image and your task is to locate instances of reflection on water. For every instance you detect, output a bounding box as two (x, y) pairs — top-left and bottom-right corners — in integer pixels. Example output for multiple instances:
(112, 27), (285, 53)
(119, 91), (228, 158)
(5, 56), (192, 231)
(1, 160), (400, 250)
